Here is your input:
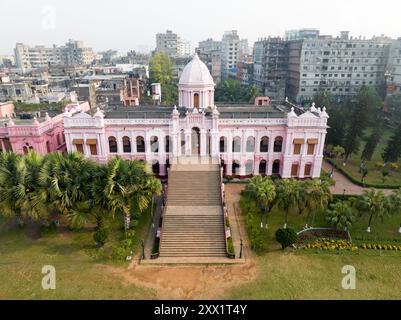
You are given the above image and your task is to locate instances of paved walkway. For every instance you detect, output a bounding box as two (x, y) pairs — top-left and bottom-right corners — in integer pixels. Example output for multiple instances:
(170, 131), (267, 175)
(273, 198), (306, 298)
(322, 161), (394, 196)
(225, 184), (250, 261)
(144, 196), (163, 259)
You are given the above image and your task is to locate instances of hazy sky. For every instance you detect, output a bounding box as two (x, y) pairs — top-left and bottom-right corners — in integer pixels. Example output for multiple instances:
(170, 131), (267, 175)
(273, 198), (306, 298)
(1, 0), (400, 55)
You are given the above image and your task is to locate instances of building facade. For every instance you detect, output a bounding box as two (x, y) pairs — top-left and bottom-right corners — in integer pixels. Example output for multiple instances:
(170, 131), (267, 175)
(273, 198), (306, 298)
(0, 102), (89, 154)
(63, 55), (328, 179)
(386, 38), (401, 95)
(14, 40), (95, 71)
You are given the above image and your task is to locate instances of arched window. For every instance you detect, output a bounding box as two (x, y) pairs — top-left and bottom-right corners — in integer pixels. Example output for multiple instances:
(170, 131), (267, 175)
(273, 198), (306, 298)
(260, 136), (269, 152)
(246, 137), (255, 152)
(232, 137), (241, 153)
(150, 136), (159, 153)
(23, 146), (28, 154)
(108, 136), (117, 153)
(136, 136), (145, 153)
(272, 160), (280, 174)
(291, 162), (299, 177)
(232, 161), (240, 176)
(220, 137), (227, 153)
(259, 160), (267, 175)
(274, 137), (283, 152)
(165, 136), (171, 153)
(245, 160), (254, 175)
(123, 136), (131, 153)
(304, 163), (312, 176)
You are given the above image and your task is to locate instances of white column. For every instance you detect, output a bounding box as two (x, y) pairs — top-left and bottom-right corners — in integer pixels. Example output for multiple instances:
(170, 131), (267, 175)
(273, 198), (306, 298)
(200, 129), (207, 156)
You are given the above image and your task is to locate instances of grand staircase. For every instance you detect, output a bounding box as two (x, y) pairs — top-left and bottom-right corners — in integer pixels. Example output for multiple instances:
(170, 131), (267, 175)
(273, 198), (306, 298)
(159, 161), (227, 258)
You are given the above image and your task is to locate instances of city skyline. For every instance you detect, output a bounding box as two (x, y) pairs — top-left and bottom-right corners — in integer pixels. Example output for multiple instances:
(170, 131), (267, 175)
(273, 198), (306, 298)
(1, 0), (401, 55)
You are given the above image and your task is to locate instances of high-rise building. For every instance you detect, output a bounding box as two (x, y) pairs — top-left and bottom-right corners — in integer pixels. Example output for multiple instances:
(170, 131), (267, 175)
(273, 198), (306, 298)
(285, 28), (320, 41)
(197, 39), (222, 83)
(386, 38), (401, 96)
(253, 37), (288, 100)
(288, 34), (393, 103)
(14, 40), (94, 71)
(177, 38), (193, 57)
(156, 30), (179, 56)
(221, 30), (240, 79)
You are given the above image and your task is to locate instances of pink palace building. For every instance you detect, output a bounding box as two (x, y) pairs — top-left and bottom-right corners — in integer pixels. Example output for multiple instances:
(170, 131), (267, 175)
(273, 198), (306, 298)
(0, 101), (89, 155)
(63, 54), (329, 179)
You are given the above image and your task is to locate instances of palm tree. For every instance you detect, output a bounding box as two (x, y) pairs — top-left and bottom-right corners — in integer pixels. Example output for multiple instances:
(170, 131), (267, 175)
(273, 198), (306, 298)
(388, 188), (401, 233)
(248, 176), (276, 228)
(357, 189), (390, 233)
(0, 152), (27, 225)
(304, 179), (332, 227)
(325, 201), (355, 230)
(38, 152), (95, 218)
(276, 179), (301, 228)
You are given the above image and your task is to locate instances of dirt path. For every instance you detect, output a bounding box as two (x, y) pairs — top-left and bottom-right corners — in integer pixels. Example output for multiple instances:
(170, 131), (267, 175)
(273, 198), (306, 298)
(105, 184), (257, 300)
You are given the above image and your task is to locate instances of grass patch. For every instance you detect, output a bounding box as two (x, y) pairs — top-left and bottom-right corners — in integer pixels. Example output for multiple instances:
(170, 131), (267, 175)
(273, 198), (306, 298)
(0, 210), (155, 299)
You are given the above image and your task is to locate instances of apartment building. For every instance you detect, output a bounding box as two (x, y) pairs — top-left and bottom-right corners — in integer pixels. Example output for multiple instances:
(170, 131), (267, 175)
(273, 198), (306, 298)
(386, 38), (401, 95)
(253, 37), (288, 100)
(197, 39), (222, 83)
(290, 34), (392, 103)
(14, 40), (95, 71)
(156, 30), (193, 57)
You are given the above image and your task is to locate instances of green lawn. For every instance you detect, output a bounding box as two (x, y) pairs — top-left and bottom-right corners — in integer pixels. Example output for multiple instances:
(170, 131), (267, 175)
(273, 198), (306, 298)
(0, 212), (156, 299)
(331, 127), (401, 185)
(227, 251), (401, 299)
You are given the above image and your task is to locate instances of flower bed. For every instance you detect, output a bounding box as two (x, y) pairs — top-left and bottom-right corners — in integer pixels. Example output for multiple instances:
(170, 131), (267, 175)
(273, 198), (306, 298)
(361, 243), (401, 251)
(296, 228), (350, 246)
(305, 238), (358, 252)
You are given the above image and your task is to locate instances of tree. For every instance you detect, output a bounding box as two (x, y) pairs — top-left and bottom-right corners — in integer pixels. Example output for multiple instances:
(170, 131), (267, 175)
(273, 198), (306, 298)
(248, 176), (276, 228)
(215, 78), (260, 103)
(38, 152), (95, 218)
(325, 201), (355, 230)
(343, 87), (382, 160)
(361, 125), (383, 161)
(275, 228), (298, 250)
(276, 179), (302, 228)
(148, 52), (178, 105)
(332, 145), (345, 160)
(382, 124), (401, 162)
(357, 189), (390, 233)
(386, 94), (401, 125)
(304, 179), (332, 226)
(0, 152), (28, 225)
(389, 189), (401, 232)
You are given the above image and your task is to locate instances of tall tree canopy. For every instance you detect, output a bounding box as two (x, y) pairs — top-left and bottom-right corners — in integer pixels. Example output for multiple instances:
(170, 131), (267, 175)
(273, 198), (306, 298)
(148, 52), (178, 105)
(215, 78), (260, 103)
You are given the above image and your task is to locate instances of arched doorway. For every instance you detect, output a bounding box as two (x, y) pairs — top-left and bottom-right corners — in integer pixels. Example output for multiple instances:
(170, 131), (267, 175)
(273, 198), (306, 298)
(272, 160), (280, 175)
(191, 127), (200, 155)
(259, 160), (267, 175)
(232, 161), (240, 177)
(194, 93), (199, 108)
(152, 160), (160, 175)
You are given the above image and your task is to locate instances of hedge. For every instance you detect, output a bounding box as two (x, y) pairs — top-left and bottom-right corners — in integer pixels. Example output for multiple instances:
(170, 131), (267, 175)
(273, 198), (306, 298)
(325, 157), (401, 189)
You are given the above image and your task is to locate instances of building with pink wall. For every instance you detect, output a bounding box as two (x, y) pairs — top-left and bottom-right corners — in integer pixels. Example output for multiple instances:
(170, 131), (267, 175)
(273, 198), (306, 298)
(0, 102), (15, 118)
(63, 55), (329, 179)
(0, 102), (90, 155)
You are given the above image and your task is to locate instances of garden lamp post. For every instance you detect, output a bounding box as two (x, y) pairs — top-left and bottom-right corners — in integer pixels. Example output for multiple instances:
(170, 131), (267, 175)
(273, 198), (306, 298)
(239, 239), (243, 259)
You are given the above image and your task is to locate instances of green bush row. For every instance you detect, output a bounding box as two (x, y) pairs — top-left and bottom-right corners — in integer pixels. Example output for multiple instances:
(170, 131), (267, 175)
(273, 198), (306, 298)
(325, 157), (401, 189)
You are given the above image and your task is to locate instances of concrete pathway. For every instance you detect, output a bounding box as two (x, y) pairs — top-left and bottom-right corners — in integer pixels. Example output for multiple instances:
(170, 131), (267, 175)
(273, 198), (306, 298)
(144, 196), (163, 259)
(322, 161), (394, 196)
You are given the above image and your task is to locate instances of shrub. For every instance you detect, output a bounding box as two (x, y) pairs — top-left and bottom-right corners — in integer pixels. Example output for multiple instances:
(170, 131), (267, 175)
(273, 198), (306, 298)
(93, 228), (108, 246)
(389, 162), (399, 171)
(275, 228), (298, 250)
(375, 161), (384, 171)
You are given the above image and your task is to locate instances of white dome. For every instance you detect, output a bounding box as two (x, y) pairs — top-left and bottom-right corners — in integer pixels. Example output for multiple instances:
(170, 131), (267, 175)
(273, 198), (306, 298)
(179, 54), (214, 86)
